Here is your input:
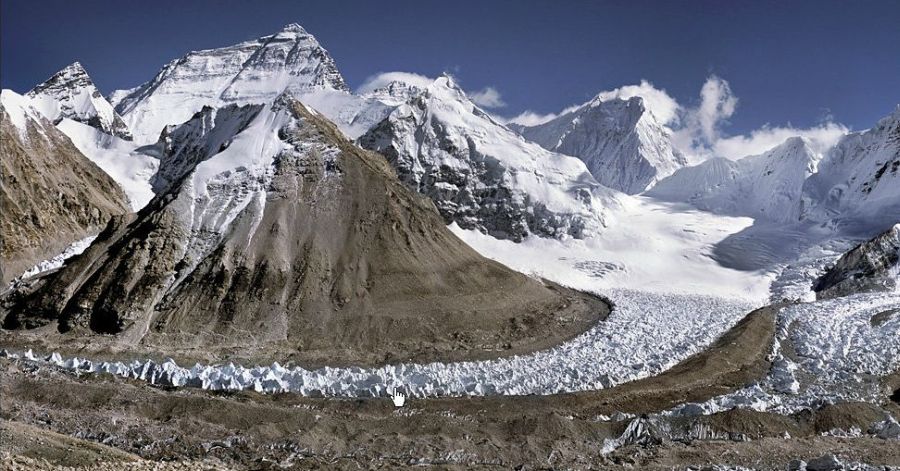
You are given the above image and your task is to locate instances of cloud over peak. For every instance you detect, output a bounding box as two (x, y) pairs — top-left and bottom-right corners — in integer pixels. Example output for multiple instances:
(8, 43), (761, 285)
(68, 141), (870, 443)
(596, 80), (681, 126)
(468, 86), (506, 108)
(356, 71), (435, 94)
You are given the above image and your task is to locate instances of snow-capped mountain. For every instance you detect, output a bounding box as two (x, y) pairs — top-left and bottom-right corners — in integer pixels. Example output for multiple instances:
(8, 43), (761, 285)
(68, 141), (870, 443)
(358, 76), (621, 241)
(25, 62), (132, 140)
(3, 94), (571, 363)
(513, 96), (686, 194)
(814, 223), (900, 299)
(0, 90), (130, 283)
(648, 136), (820, 224)
(651, 107), (900, 236)
(801, 106), (900, 234)
(111, 23), (348, 143)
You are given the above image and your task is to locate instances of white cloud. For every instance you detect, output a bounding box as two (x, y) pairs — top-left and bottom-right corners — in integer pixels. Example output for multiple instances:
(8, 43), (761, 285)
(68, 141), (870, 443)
(597, 80), (681, 126)
(503, 104), (582, 127)
(504, 111), (559, 127)
(672, 76), (847, 162)
(357, 71), (435, 94)
(468, 86), (506, 108)
(670, 76), (741, 162)
(695, 75), (738, 142)
(712, 122), (849, 160)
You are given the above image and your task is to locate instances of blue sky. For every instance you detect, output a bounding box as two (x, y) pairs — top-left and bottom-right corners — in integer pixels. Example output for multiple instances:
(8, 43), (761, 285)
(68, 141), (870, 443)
(3, 0), (898, 149)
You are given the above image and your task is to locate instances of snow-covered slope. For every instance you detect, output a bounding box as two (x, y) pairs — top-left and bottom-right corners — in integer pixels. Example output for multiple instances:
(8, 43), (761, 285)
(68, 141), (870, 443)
(26, 62), (132, 140)
(648, 136), (821, 224)
(111, 23), (348, 143)
(652, 107), (900, 236)
(801, 106), (900, 234)
(359, 76), (621, 241)
(293, 81), (423, 140)
(56, 119), (159, 210)
(513, 96), (686, 194)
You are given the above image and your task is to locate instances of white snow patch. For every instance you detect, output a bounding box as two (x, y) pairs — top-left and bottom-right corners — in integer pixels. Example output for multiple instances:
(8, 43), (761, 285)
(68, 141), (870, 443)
(1, 89), (43, 138)
(6, 236), (97, 288)
(451, 195), (773, 301)
(56, 119), (158, 210)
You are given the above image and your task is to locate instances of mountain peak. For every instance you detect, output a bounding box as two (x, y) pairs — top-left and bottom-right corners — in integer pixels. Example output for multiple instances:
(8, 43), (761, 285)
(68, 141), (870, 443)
(25, 62), (132, 139)
(517, 92), (685, 194)
(60, 61), (87, 75)
(358, 72), (618, 241)
(28, 62), (92, 94)
(280, 22), (307, 33)
(4, 92), (577, 364)
(433, 74), (460, 91)
(779, 135), (812, 152)
(112, 23), (348, 143)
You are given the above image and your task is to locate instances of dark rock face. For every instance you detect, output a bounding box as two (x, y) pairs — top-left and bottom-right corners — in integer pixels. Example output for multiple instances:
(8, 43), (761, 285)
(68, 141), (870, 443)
(0, 98), (130, 284)
(814, 224), (900, 299)
(2, 96), (576, 364)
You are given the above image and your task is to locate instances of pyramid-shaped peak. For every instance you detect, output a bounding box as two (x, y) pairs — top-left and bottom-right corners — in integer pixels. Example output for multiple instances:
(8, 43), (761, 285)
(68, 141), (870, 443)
(29, 62), (95, 94)
(61, 61), (88, 74)
(112, 21), (348, 142)
(26, 61), (133, 139)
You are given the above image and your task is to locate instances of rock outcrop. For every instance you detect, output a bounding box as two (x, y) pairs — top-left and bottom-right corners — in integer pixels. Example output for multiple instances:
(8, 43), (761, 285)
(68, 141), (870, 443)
(814, 224), (900, 299)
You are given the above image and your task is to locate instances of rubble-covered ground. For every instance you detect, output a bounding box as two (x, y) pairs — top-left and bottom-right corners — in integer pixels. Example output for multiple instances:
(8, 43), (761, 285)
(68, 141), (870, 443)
(2, 194), (898, 469)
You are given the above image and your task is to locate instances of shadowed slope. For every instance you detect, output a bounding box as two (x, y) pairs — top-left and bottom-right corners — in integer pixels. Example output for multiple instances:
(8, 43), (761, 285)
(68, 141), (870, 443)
(0, 91), (130, 284)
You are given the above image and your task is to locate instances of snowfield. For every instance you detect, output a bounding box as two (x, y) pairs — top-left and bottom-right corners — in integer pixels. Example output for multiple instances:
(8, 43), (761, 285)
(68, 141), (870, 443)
(56, 119), (159, 210)
(451, 195), (774, 301)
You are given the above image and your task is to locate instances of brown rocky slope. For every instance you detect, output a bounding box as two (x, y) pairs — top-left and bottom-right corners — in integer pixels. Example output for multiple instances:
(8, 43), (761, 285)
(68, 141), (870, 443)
(0, 92), (130, 284)
(1, 95), (604, 366)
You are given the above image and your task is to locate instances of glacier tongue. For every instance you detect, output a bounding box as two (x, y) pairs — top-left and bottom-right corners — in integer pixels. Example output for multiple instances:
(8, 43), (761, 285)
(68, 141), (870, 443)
(4, 289), (755, 398)
(667, 291), (900, 417)
(26, 62), (132, 140)
(112, 23), (349, 144)
(358, 75), (622, 241)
